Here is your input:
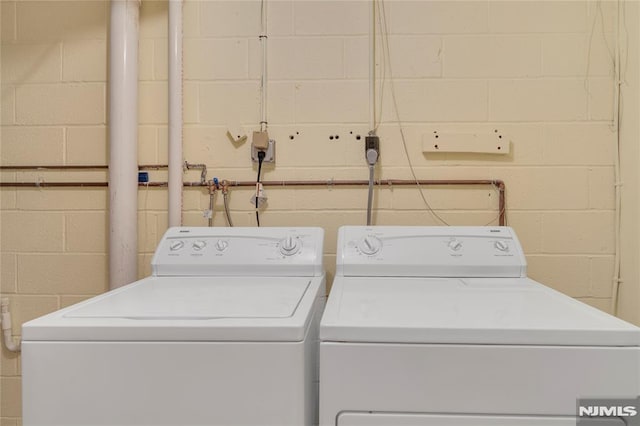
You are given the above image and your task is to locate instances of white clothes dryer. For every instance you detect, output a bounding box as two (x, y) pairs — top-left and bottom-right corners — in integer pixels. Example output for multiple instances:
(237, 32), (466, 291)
(23, 227), (326, 426)
(320, 226), (639, 426)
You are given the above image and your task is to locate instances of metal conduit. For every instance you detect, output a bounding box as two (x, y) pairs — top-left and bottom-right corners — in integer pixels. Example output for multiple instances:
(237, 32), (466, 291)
(0, 179), (506, 226)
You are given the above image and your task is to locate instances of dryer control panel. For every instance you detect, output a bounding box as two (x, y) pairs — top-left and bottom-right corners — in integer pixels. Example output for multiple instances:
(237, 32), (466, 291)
(152, 227), (324, 277)
(337, 226), (526, 278)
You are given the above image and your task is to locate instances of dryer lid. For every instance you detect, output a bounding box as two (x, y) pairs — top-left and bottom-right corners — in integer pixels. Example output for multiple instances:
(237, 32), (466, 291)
(320, 277), (640, 346)
(22, 276), (322, 342)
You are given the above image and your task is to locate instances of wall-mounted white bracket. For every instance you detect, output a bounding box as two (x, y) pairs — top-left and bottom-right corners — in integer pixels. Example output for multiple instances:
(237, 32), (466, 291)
(423, 131), (509, 154)
(226, 124), (248, 144)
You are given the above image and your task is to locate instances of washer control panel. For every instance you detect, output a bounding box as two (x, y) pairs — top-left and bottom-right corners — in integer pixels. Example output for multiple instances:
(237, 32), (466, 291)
(338, 226), (526, 278)
(152, 227), (324, 277)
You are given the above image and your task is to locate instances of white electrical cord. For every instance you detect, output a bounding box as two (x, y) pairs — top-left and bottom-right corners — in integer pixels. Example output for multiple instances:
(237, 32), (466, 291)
(1, 298), (21, 352)
(376, 0), (450, 226)
(610, 0), (623, 316)
(584, 0), (623, 315)
(482, 182), (507, 227)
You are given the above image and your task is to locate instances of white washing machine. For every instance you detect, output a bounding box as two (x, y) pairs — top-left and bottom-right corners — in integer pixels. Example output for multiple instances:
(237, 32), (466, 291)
(22, 227), (326, 426)
(320, 226), (640, 426)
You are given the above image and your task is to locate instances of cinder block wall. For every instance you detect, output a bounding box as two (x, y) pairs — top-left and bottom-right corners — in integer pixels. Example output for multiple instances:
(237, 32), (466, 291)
(0, 1), (632, 423)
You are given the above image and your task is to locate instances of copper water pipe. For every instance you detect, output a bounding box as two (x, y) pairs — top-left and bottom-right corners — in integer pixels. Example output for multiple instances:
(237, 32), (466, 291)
(224, 179), (506, 226)
(0, 179), (506, 225)
(0, 182), (110, 187)
(0, 164), (168, 170)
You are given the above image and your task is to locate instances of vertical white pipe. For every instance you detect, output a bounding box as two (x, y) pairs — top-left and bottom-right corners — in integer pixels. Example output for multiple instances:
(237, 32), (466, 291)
(109, 0), (140, 289)
(168, 0), (184, 227)
(369, 0), (376, 134)
(260, 0), (268, 132)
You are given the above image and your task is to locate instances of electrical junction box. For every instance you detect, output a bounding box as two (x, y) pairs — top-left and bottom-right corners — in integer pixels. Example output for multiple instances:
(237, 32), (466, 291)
(423, 131), (509, 155)
(252, 131), (270, 150)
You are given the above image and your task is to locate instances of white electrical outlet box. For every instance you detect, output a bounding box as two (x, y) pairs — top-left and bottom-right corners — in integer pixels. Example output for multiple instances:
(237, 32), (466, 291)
(423, 131), (509, 154)
(251, 139), (276, 163)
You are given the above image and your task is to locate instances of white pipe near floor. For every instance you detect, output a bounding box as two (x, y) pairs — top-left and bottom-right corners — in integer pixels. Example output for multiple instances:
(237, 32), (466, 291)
(1, 298), (20, 352)
(168, 0), (184, 227)
(109, 0), (140, 289)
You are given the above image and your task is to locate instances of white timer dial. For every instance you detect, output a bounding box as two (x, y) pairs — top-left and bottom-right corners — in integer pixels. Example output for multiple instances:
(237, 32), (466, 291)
(279, 236), (301, 256)
(358, 236), (382, 255)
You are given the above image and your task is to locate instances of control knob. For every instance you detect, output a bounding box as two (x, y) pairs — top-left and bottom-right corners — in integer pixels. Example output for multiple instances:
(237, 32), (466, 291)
(169, 240), (184, 251)
(215, 240), (229, 252)
(448, 239), (463, 252)
(358, 236), (382, 255)
(279, 236), (301, 256)
(494, 240), (509, 252)
(192, 240), (207, 251)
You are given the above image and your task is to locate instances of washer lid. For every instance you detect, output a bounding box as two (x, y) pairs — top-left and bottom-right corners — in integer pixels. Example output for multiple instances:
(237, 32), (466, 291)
(23, 276), (322, 342)
(320, 277), (640, 346)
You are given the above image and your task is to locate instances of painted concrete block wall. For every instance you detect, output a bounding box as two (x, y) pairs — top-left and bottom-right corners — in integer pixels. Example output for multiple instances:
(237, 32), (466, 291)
(0, 1), (629, 424)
